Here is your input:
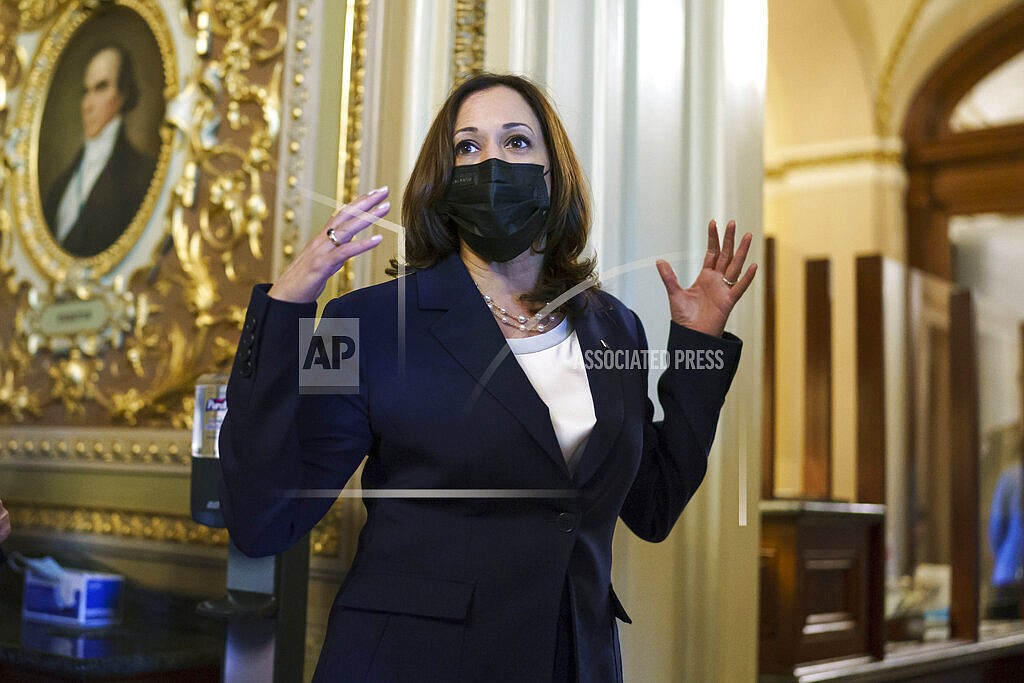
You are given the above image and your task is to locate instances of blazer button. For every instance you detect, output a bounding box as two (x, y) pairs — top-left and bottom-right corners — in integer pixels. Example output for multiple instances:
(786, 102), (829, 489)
(556, 512), (577, 533)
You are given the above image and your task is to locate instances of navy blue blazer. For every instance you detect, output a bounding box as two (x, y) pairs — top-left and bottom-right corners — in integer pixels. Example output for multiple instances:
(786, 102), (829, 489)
(219, 251), (742, 682)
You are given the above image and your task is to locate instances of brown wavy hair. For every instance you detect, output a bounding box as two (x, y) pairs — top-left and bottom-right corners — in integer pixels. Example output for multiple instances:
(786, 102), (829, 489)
(396, 73), (597, 311)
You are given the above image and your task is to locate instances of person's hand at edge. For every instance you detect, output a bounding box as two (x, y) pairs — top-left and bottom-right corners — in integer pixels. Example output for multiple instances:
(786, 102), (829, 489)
(268, 187), (391, 303)
(0, 498), (11, 545)
(655, 219), (757, 338)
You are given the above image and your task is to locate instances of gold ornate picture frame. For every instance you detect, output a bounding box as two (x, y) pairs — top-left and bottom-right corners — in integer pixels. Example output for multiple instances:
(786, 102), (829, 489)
(15, 0), (176, 279)
(0, 0), (293, 463)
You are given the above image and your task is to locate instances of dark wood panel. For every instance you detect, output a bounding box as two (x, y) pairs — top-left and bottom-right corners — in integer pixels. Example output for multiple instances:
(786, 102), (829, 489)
(905, 171), (952, 279)
(907, 124), (1024, 164)
(758, 645), (1024, 682)
(949, 289), (979, 642)
(856, 255), (886, 505)
(932, 161), (1024, 214)
(763, 237), (777, 500)
(759, 503), (885, 676)
(804, 259), (832, 499)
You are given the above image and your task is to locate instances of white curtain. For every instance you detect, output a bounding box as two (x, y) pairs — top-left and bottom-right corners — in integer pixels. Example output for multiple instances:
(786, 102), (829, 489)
(364, 0), (766, 678)
(487, 2), (766, 679)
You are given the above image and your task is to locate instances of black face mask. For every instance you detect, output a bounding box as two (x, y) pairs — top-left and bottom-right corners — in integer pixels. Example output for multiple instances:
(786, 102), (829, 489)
(438, 158), (549, 262)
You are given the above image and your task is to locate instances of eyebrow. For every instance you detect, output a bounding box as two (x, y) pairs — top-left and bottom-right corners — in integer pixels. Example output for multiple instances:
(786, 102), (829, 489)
(454, 122), (536, 135)
(83, 78), (113, 93)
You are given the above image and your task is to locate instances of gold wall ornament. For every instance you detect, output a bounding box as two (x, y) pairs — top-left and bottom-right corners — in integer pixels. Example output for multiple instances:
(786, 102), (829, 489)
(327, 0), (369, 295)
(9, 501), (231, 547)
(18, 276), (138, 356)
(46, 350), (103, 417)
(98, 323), (200, 427)
(336, 0), (369, 207)
(166, 0), (284, 298)
(0, 0), (291, 428)
(764, 148), (904, 181)
(0, 427), (189, 466)
(275, 0), (317, 267)
(453, 0), (486, 86)
(0, 3), (26, 111)
(311, 505), (342, 558)
(9, 0), (177, 279)
(0, 370), (42, 422)
(6, 499), (342, 556)
(0, 1), (355, 573)
(0, 174), (14, 293)
(0, 0), (186, 425)
(11, 1), (72, 33)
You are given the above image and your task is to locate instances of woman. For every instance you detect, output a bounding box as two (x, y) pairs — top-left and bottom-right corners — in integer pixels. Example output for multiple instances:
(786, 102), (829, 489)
(220, 73), (755, 682)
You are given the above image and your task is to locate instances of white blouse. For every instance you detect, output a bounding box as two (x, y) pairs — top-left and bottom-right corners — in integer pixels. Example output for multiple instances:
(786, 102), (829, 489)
(505, 317), (597, 474)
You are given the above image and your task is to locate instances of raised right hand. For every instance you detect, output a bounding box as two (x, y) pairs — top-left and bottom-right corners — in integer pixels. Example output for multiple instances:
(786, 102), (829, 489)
(268, 187), (390, 303)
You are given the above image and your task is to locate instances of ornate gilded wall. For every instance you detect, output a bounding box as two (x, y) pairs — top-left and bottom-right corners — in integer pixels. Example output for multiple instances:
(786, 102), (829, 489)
(0, 0), (361, 571)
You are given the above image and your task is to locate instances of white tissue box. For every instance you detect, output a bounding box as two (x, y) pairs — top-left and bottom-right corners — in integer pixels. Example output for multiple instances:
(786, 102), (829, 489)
(23, 568), (124, 628)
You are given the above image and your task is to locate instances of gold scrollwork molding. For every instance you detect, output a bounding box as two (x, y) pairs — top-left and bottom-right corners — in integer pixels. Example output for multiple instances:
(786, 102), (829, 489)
(764, 148), (904, 181)
(10, 501), (230, 547)
(8, 1), (70, 32)
(0, 427), (189, 467)
(453, 0), (486, 86)
(8, 500), (343, 556)
(874, 0), (930, 137)
(337, 0), (369, 208)
(276, 0), (370, 298)
(275, 0), (319, 267)
(327, 0), (369, 296)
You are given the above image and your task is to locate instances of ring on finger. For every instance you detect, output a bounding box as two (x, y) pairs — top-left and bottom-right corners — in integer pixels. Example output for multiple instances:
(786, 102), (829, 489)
(326, 227), (341, 246)
(722, 276), (736, 287)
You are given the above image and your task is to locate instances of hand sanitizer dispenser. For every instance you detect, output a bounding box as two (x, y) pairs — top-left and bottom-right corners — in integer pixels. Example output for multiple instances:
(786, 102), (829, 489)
(191, 374), (229, 527)
(189, 374), (308, 683)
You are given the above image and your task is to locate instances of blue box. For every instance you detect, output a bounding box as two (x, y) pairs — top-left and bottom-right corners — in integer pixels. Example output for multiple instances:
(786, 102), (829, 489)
(22, 568), (124, 628)
(20, 618), (116, 658)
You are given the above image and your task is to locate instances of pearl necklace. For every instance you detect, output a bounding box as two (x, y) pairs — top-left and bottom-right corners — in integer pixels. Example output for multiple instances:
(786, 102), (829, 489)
(480, 293), (559, 333)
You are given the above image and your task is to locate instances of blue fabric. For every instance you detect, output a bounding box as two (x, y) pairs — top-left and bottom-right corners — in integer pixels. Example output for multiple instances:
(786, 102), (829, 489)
(989, 462), (1024, 586)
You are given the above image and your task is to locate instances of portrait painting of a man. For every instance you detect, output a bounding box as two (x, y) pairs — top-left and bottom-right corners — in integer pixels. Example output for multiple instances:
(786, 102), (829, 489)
(37, 7), (166, 261)
(43, 44), (156, 257)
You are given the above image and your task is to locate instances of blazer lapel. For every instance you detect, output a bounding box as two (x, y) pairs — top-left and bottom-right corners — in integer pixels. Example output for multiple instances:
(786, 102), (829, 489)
(419, 253), (567, 475)
(569, 300), (626, 487)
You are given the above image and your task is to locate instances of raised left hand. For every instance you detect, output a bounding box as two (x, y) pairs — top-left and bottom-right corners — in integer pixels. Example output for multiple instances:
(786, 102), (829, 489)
(656, 220), (756, 337)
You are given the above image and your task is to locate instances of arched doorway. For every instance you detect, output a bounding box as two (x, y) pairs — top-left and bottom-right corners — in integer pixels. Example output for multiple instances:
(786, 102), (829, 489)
(902, 0), (1024, 630)
(904, 3), (1024, 279)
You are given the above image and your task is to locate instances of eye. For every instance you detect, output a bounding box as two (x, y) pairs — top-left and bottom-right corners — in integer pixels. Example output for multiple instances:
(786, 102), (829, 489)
(454, 139), (479, 156)
(505, 134), (532, 150)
